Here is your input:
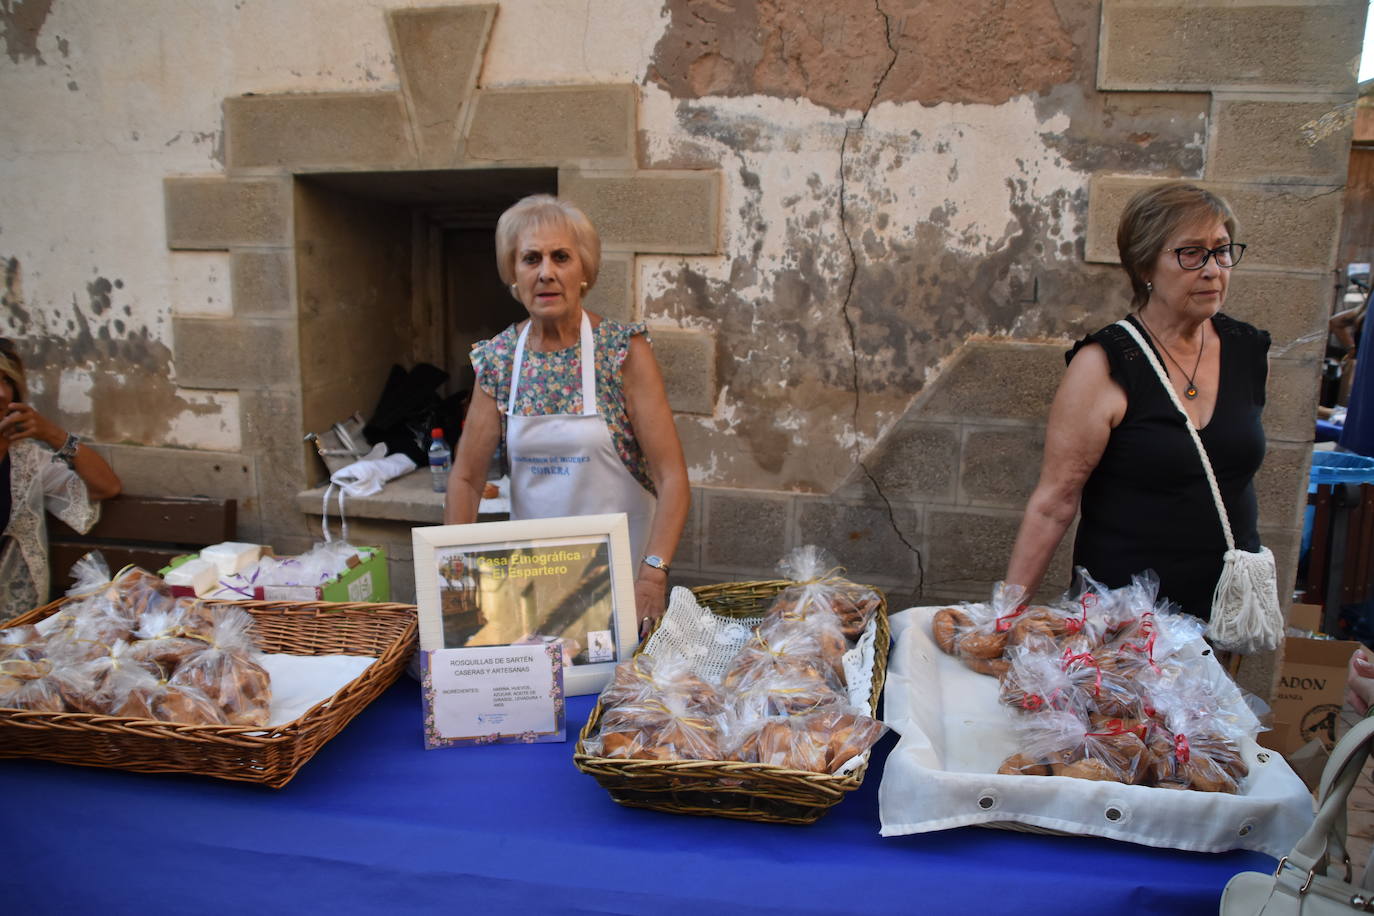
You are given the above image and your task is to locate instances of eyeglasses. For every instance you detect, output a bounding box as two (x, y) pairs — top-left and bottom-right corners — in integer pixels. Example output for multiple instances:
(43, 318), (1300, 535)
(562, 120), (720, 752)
(1166, 243), (1246, 270)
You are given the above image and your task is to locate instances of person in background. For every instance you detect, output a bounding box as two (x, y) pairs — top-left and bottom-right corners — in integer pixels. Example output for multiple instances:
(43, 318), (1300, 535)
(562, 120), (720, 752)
(444, 195), (690, 635)
(1004, 182), (1270, 622)
(0, 338), (121, 616)
(1337, 295), (1373, 457)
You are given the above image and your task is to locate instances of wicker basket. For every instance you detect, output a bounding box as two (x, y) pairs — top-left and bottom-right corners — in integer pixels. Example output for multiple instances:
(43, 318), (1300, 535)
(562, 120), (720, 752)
(573, 579), (890, 825)
(0, 596), (417, 788)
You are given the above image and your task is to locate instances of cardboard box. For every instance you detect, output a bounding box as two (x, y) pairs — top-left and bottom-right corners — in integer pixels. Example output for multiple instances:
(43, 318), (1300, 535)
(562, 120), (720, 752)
(1262, 634), (1362, 756)
(161, 546), (390, 604)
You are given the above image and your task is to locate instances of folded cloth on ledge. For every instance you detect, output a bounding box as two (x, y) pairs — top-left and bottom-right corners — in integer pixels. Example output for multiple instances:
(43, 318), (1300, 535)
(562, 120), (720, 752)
(329, 444), (418, 497)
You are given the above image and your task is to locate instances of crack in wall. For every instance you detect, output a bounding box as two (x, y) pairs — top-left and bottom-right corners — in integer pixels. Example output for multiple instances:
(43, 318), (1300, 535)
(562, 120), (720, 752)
(837, 0), (925, 599)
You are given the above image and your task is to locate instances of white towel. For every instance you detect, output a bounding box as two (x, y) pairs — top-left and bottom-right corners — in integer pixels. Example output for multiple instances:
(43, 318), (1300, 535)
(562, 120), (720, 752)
(329, 444), (417, 498)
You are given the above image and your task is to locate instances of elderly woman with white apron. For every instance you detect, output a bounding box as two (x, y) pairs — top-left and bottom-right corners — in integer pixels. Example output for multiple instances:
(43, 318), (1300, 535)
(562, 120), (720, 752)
(444, 195), (690, 638)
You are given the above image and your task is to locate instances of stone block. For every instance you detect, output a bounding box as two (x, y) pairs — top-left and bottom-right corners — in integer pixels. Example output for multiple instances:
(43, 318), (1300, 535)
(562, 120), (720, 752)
(560, 170), (719, 254)
(647, 326), (715, 415)
(1209, 96), (1355, 184)
(467, 85), (636, 166)
(1086, 176), (1343, 272)
(240, 388), (312, 540)
(1099, 1), (1365, 93)
(173, 317), (299, 390)
(920, 341), (1063, 423)
(585, 253), (633, 322)
(231, 249), (294, 317)
(1255, 442), (1312, 531)
(961, 427), (1046, 507)
(1265, 356), (1322, 444)
(699, 489), (792, 574)
(1228, 271), (1329, 358)
(165, 177), (289, 250)
(926, 509), (1074, 601)
(859, 421), (959, 503)
(675, 486), (702, 572)
(794, 497), (920, 587)
(102, 444), (257, 503)
(224, 93), (416, 172)
(388, 4), (496, 167)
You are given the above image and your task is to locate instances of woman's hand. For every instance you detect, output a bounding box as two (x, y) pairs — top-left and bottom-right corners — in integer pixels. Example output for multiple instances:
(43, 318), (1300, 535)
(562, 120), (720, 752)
(0, 401), (65, 448)
(1347, 647), (1374, 715)
(633, 566), (668, 639)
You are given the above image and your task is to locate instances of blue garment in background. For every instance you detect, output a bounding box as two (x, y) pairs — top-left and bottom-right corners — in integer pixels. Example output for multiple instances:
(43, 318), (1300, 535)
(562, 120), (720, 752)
(1340, 308), (1374, 457)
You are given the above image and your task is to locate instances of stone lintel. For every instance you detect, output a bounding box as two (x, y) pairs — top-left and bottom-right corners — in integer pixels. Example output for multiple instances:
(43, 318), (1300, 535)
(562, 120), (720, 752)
(466, 85), (636, 167)
(224, 93), (417, 172)
(559, 169), (720, 254)
(388, 4), (497, 168)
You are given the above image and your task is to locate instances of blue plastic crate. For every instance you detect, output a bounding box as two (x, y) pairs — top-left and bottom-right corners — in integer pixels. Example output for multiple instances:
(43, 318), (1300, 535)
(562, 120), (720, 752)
(1311, 451), (1374, 487)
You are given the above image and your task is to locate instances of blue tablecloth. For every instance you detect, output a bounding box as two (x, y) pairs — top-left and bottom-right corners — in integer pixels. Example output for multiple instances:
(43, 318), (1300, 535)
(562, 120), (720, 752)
(2, 682), (1274, 915)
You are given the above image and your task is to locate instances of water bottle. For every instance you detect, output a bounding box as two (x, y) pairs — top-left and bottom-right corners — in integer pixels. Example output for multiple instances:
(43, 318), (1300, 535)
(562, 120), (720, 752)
(428, 427), (451, 493)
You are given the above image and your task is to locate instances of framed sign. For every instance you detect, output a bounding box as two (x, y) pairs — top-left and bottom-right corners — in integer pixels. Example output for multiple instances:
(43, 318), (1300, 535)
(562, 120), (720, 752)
(412, 514), (637, 696)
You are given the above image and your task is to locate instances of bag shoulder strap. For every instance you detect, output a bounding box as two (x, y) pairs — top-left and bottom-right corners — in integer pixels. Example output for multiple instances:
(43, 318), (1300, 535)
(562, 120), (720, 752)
(1287, 714), (1374, 889)
(1113, 318), (1235, 551)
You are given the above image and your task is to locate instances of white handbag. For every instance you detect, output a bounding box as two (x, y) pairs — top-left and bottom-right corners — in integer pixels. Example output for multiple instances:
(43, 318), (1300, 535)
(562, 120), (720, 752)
(1220, 714), (1374, 914)
(1114, 319), (1283, 654)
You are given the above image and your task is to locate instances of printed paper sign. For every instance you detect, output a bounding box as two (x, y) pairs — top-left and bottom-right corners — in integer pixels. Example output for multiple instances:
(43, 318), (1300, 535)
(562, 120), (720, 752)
(421, 644), (565, 749)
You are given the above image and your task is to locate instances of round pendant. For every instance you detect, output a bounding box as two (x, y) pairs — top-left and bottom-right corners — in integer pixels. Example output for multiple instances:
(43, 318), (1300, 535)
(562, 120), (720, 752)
(1185, 386), (1199, 400)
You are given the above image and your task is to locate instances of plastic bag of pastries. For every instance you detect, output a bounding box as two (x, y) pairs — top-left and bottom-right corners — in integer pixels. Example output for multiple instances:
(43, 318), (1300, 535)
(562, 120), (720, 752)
(730, 666), (848, 723)
(768, 545), (883, 641)
(0, 625), (44, 662)
(103, 662), (228, 725)
(598, 653), (724, 717)
(0, 657), (94, 713)
(593, 693), (724, 761)
(127, 603), (219, 675)
(1140, 676), (1252, 793)
(720, 626), (842, 694)
(998, 709), (1147, 784)
(757, 601), (849, 681)
(167, 606), (272, 727)
(728, 706), (886, 774)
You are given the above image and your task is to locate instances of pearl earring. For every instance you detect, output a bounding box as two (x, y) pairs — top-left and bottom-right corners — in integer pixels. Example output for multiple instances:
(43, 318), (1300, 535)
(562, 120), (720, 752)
(580, 281), (588, 293)
(1145, 282), (1153, 293)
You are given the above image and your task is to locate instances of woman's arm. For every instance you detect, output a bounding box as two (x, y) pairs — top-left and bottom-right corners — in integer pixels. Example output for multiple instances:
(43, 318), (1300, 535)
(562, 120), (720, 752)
(1004, 343), (1123, 601)
(0, 401), (121, 499)
(622, 334), (690, 629)
(444, 386), (501, 525)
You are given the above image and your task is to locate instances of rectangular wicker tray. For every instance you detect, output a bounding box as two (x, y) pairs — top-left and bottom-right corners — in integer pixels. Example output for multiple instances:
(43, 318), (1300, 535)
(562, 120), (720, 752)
(573, 579), (890, 825)
(0, 597), (417, 788)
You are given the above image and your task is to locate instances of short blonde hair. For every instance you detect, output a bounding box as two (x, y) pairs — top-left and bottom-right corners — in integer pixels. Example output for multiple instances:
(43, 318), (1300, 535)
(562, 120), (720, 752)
(0, 338), (25, 402)
(1117, 182), (1238, 309)
(494, 194), (601, 291)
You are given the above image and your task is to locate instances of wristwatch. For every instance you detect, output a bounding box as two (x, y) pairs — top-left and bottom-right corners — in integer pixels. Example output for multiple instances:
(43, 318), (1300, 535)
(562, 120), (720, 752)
(641, 555), (670, 576)
(52, 433), (80, 468)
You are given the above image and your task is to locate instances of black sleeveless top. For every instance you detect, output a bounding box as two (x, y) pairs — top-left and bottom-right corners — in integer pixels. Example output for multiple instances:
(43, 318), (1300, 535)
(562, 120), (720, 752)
(1069, 313), (1270, 620)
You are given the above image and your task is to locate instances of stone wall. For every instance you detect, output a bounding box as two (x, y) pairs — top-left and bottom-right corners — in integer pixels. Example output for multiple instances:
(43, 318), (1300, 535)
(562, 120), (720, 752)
(0, 1), (1365, 697)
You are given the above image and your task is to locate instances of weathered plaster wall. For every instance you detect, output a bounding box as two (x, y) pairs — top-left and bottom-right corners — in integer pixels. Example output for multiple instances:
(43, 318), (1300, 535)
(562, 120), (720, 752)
(0, 0), (1363, 695)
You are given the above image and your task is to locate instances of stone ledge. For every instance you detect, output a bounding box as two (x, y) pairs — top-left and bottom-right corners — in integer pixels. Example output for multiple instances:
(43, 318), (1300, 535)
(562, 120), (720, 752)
(224, 93), (416, 172)
(1085, 176), (1343, 272)
(560, 169), (720, 254)
(466, 85), (636, 167)
(165, 177), (290, 250)
(101, 444), (257, 503)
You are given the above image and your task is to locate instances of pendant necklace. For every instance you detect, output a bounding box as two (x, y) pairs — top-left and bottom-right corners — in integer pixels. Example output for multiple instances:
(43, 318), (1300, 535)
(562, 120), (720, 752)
(1136, 313), (1205, 400)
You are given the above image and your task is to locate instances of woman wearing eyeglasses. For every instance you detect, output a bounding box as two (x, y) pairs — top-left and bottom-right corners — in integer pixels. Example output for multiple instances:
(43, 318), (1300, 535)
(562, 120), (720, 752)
(0, 340), (121, 615)
(1004, 182), (1268, 622)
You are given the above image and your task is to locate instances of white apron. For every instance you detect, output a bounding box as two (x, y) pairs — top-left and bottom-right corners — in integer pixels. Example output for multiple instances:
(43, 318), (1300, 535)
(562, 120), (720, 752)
(506, 312), (656, 563)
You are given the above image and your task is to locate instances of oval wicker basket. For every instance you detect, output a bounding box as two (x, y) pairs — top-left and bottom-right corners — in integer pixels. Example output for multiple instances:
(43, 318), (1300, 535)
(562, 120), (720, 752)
(0, 596), (417, 788)
(573, 579), (890, 825)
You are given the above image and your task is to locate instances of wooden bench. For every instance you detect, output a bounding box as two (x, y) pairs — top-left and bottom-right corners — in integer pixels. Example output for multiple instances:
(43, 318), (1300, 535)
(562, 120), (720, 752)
(47, 494), (237, 598)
